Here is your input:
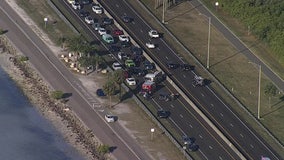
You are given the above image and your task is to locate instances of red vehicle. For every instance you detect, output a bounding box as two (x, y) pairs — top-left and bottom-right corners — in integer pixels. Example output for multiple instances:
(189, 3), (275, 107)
(113, 29), (124, 36)
(142, 81), (156, 93)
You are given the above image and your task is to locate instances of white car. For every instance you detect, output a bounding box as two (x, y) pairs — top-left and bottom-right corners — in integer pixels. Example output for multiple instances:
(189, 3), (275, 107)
(92, 6), (103, 14)
(146, 42), (155, 49)
(105, 114), (115, 123)
(148, 30), (159, 38)
(98, 28), (107, 35)
(118, 35), (130, 42)
(118, 52), (128, 60)
(71, 2), (81, 10)
(126, 77), (136, 86)
(67, 0), (75, 4)
(112, 62), (122, 70)
(84, 16), (94, 24)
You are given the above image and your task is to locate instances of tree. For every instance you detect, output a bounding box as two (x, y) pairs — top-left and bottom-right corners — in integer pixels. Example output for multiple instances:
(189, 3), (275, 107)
(57, 36), (67, 50)
(103, 80), (116, 107)
(94, 54), (104, 71)
(264, 82), (278, 108)
(112, 70), (125, 100)
(51, 90), (64, 100)
(97, 144), (110, 154)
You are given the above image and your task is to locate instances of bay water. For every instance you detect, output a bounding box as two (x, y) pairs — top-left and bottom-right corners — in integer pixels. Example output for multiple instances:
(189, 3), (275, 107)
(0, 67), (86, 160)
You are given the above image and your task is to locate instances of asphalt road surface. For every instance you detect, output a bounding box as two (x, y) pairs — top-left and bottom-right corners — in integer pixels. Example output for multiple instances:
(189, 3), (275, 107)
(97, 0), (281, 159)
(0, 1), (152, 160)
(59, 1), (241, 159)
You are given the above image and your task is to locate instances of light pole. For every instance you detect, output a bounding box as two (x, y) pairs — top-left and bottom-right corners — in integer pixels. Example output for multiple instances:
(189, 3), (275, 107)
(44, 17), (48, 29)
(215, 2), (219, 12)
(206, 17), (211, 69)
(162, 0), (165, 23)
(257, 64), (261, 119)
(249, 62), (261, 119)
(150, 128), (155, 140)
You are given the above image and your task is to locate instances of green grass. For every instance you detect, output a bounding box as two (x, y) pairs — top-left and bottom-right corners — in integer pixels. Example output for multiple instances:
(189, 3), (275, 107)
(130, 0), (284, 157)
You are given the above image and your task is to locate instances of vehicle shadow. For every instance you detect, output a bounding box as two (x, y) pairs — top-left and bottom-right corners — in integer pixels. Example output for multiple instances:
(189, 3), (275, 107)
(109, 146), (117, 153)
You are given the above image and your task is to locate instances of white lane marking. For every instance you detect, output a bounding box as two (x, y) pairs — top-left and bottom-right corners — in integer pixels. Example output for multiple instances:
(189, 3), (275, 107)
(250, 144), (254, 148)
(170, 104), (175, 108)
(189, 124), (193, 128)
(115, 4), (119, 8)
(220, 113), (223, 117)
(180, 114), (183, 118)
(199, 149), (209, 160)
(199, 135), (203, 139)
(230, 123), (234, 127)
(219, 156), (223, 160)
(183, 74), (186, 78)
(209, 145), (213, 149)
(165, 56), (168, 60)
(206, 86), (277, 157)
(140, 29), (143, 33)
(201, 93), (204, 97)
(210, 103), (214, 107)
(240, 134), (244, 138)
(157, 47), (160, 50)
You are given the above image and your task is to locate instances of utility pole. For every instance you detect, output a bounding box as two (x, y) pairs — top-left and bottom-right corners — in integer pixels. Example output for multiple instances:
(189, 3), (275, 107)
(257, 65), (261, 119)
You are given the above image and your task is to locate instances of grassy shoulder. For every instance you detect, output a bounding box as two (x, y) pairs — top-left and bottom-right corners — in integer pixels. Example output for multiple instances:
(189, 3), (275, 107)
(130, 0), (284, 156)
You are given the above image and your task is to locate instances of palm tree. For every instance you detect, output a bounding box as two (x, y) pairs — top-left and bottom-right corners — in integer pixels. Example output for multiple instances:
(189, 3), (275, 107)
(103, 80), (116, 108)
(94, 54), (104, 71)
(112, 70), (125, 100)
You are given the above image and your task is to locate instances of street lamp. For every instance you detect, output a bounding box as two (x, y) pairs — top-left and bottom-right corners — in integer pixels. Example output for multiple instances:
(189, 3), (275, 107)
(44, 17), (48, 29)
(206, 17), (211, 69)
(150, 128), (155, 140)
(249, 62), (262, 119)
(162, 0), (166, 23)
(215, 2), (219, 12)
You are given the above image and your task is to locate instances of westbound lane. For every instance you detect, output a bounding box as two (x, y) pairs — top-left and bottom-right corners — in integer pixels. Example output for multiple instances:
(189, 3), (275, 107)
(98, 0), (281, 159)
(0, 1), (151, 160)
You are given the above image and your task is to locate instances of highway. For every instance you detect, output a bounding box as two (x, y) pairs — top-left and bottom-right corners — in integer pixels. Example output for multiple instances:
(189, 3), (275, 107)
(0, 1), (151, 160)
(97, 0), (281, 159)
(58, 0), (242, 159)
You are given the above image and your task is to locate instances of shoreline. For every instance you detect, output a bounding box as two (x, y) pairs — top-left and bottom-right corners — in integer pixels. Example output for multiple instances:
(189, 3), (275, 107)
(0, 36), (105, 160)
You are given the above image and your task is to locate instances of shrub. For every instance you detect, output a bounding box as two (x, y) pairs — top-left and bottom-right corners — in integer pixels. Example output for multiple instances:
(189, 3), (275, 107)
(51, 90), (64, 100)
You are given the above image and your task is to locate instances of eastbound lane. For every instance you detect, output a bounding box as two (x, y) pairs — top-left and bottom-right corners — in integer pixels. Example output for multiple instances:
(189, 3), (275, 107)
(98, 0), (280, 159)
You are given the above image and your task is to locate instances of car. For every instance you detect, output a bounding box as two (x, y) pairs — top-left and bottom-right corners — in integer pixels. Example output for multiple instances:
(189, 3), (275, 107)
(67, 0), (75, 4)
(182, 135), (194, 145)
(166, 62), (180, 69)
(113, 29), (124, 36)
(92, 22), (100, 30)
(84, 16), (94, 24)
(126, 77), (136, 86)
(98, 28), (107, 35)
(125, 59), (135, 68)
(128, 67), (147, 77)
(146, 42), (155, 49)
(181, 63), (194, 71)
(131, 46), (143, 55)
(192, 75), (205, 86)
(143, 61), (155, 71)
(102, 34), (114, 44)
(148, 30), (159, 38)
(79, 10), (89, 17)
(102, 17), (113, 25)
(187, 143), (199, 152)
(105, 114), (115, 123)
(112, 62), (122, 70)
(121, 15), (132, 23)
(120, 41), (131, 48)
(118, 52), (129, 60)
(119, 35), (130, 42)
(71, 1), (81, 10)
(80, 0), (91, 5)
(92, 5), (103, 14)
(108, 45), (120, 52)
(157, 110), (170, 118)
(96, 89), (106, 97)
